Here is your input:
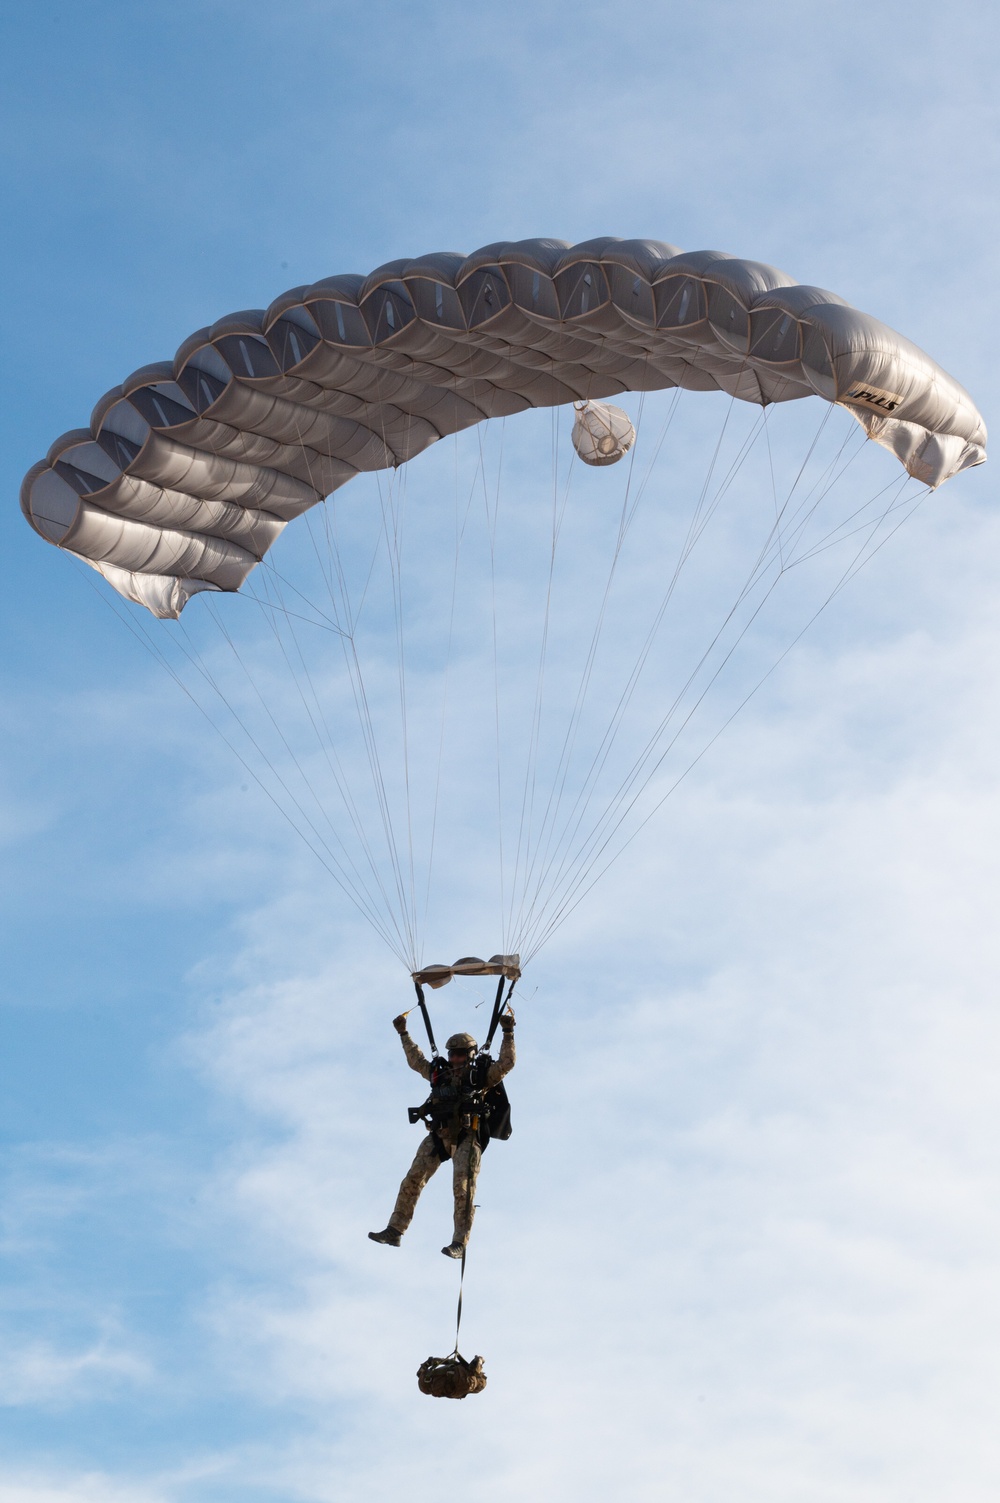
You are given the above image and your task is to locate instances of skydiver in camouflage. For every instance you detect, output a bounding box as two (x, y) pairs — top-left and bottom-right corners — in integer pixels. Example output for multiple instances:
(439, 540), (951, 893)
(369, 1010), (516, 1258)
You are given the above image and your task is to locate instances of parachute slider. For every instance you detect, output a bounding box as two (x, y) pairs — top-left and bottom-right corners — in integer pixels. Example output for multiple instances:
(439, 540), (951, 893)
(411, 954), (521, 989)
(571, 399), (636, 467)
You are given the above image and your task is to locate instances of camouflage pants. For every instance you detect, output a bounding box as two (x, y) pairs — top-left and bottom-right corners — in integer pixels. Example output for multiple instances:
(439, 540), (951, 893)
(388, 1133), (482, 1246)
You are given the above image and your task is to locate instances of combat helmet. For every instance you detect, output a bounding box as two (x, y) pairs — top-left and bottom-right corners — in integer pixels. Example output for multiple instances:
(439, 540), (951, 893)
(445, 1032), (477, 1053)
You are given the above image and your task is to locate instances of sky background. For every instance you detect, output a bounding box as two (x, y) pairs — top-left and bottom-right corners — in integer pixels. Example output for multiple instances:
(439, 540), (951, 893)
(2, 2), (1000, 1499)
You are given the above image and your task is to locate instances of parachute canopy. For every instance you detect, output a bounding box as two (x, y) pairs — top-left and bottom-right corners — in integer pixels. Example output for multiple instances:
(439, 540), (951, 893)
(21, 237), (986, 621)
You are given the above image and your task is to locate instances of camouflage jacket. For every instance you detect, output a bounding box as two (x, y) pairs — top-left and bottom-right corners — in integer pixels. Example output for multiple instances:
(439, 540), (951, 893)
(400, 1027), (515, 1089)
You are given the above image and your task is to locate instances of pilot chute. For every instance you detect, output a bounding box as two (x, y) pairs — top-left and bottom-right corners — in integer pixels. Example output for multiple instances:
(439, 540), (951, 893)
(571, 400), (636, 467)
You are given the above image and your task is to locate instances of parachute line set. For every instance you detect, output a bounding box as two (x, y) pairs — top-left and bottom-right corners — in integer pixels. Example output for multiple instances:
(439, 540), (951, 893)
(23, 237), (986, 971)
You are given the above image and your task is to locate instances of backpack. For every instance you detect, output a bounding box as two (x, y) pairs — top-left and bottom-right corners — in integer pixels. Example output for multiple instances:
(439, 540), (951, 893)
(473, 1054), (512, 1148)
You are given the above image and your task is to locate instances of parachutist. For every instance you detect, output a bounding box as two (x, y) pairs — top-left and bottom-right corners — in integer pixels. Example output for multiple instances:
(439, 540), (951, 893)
(368, 1013), (515, 1253)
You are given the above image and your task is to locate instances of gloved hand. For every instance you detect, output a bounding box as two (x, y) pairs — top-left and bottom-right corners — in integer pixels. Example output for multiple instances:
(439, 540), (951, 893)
(500, 1009), (515, 1031)
(393, 1014), (409, 1034)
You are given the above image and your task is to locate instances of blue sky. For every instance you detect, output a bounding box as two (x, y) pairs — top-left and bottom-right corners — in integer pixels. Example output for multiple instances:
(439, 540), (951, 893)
(2, 3), (1000, 1499)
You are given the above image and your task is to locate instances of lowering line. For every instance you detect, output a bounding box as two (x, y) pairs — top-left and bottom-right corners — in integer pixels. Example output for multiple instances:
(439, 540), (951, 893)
(453, 1243), (469, 1358)
(454, 972), (516, 1352)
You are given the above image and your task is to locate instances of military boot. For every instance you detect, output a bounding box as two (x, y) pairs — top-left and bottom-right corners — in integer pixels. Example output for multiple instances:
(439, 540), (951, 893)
(368, 1227), (401, 1246)
(441, 1241), (464, 1259)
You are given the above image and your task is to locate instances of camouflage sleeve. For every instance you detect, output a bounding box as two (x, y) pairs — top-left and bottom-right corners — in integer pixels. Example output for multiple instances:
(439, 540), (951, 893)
(485, 1027), (515, 1087)
(401, 1031), (433, 1080)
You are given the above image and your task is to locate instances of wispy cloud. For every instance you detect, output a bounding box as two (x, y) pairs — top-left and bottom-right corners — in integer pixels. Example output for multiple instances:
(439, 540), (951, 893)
(0, 1478), (167, 1503)
(0, 1336), (149, 1408)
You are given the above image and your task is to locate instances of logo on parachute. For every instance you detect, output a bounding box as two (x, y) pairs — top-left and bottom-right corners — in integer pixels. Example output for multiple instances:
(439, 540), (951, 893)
(844, 383), (903, 415)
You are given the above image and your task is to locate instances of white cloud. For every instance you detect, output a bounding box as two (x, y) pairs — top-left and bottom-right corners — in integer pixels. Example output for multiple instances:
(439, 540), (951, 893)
(0, 1478), (166, 1503)
(0, 1337), (149, 1408)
